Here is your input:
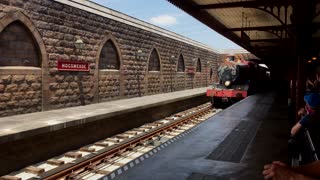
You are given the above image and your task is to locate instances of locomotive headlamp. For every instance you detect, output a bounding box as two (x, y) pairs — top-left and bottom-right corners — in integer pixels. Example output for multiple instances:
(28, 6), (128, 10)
(224, 81), (231, 87)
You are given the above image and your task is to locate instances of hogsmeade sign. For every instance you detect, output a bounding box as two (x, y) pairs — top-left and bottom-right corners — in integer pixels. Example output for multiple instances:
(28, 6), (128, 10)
(57, 61), (89, 72)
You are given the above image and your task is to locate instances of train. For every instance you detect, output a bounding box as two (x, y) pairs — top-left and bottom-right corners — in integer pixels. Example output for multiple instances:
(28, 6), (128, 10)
(207, 55), (269, 106)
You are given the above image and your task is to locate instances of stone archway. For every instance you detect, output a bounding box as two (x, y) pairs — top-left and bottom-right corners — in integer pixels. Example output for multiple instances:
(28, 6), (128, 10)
(145, 47), (162, 95)
(0, 11), (48, 116)
(95, 33), (123, 102)
(176, 53), (186, 91)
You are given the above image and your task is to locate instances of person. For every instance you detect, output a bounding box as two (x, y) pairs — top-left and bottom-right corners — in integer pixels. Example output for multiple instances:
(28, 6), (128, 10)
(263, 161), (320, 179)
(291, 93), (320, 137)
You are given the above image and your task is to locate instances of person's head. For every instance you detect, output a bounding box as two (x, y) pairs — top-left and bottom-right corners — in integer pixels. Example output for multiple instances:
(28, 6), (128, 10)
(304, 93), (320, 112)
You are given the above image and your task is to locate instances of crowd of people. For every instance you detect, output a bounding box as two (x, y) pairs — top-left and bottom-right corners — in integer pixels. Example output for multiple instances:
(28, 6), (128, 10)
(263, 70), (320, 179)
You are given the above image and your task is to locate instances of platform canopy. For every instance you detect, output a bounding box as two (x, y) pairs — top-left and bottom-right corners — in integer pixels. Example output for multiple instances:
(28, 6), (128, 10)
(168, 0), (320, 61)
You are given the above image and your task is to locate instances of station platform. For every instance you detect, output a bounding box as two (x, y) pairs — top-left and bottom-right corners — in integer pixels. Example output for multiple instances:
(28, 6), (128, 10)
(0, 87), (209, 176)
(115, 93), (290, 180)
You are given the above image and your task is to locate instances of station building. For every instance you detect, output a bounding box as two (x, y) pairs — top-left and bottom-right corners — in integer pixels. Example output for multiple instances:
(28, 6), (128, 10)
(0, 0), (229, 117)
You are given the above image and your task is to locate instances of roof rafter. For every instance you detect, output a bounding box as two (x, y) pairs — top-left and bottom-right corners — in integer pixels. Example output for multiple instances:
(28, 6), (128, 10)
(227, 25), (288, 32)
(250, 39), (286, 42)
(197, 0), (293, 9)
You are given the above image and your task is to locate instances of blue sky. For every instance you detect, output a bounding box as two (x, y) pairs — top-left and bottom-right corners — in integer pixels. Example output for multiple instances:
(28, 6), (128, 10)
(91, 0), (242, 50)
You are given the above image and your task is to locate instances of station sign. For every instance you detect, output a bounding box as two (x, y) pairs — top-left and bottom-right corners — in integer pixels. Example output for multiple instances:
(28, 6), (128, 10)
(57, 61), (89, 72)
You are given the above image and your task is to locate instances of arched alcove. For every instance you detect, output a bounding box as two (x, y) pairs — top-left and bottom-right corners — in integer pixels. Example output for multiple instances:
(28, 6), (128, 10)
(0, 11), (48, 116)
(148, 48), (160, 72)
(0, 21), (40, 67)
(146, 47), (162, 95)
(175, 54), (186, 91)
(196, 58), (201, 72)
(99, 40), (120, 70)
(96, 34), (123, 102)
(177, 54), (185, 72)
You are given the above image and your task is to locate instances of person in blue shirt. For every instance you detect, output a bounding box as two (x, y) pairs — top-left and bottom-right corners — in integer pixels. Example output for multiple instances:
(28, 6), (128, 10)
(291, 93), (320, 137)
(263, 93), (320, 180)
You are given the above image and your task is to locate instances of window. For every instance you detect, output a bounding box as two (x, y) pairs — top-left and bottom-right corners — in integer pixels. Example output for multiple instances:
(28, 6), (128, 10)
(0, 21), (40, 67)
(177, 54), (185, 72)
(148, 49), (160, 71)
(99, 40), (120, 70)
(196, 58), (201, 72)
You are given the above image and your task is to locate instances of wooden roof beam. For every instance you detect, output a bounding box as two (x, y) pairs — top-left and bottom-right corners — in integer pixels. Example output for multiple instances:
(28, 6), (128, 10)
(227, 25), (288, 32)
(250, 38), (290, 42)
(197, 0), (293, 9)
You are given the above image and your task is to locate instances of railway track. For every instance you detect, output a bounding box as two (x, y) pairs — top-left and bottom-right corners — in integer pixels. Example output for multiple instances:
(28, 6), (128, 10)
(1, 103), (221, 180)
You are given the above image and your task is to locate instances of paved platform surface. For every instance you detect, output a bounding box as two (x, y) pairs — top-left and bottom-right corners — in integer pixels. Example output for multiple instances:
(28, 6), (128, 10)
(0, 88), (207, 144)
(115, 93), (290, 180)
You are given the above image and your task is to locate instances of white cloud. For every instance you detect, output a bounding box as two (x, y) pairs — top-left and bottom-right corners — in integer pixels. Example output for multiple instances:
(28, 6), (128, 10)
(150, 15), (177, 26)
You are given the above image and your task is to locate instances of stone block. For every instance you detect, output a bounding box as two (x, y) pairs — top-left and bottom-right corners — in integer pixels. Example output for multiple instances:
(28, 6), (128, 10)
(55, 89), (65, 96)
(59, 96), (69, 103)
(65, 75), (74, 82)
(55, 75), (65, 82)
(69, 82), (79, 89)
(0, 75), (12, 84)
(70, 95), (79, 101)
(12, 92), (25, 101)
(99, 87), (106, 92)
(65, 89), (74, 95)
(0, 93), (11, 102)
(31, 83), (41, 90)
(25, 91), (36, 99)
(60, 82), (69, 89)
(32, 99), (40, 105)
(0, 102), (6, 110)
(50, 97), (59, 104)
(0, 84), (5, 93)
(73, 88), (80, 95)
(82, 76), (92, 81)
(5, 84), (18, 93)
(49, 68), (58, 74)
(12, 75), (25, 84)
(6, 101), (18, 107)
(84, 94), (94, 100)
(49, 83), (59, 90)
(25, 75), (38, 84)
(83, 87), (91, 93)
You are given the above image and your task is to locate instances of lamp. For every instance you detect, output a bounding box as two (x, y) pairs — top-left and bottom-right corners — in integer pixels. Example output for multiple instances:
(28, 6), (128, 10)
(135, 50), (143, 97)
(206, 61), (210, 86)
(170, 55), (176, 92)
(75, 39), (84, 50)
(136, 49), (143, 60)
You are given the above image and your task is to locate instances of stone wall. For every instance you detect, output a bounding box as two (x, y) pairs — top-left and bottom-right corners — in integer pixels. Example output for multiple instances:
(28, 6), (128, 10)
(99, 71), (121, 102)
(0, 69), (42, 117)
(0, 0), (219, 117)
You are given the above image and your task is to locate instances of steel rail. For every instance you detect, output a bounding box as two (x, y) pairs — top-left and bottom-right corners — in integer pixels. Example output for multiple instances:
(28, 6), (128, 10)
(40, 105), (212, 180)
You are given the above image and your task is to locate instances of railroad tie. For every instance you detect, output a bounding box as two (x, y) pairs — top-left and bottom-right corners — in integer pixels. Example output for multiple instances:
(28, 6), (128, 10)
(24, 166), (45, 175)
(116, 134), (129, 139)
(106, 138), (120, 143)
(80, 147), (96, 153)
(94, 142), (109, 147)
(65, 152), (82, 158)
(95, 170), (110, 175)
(47, 159), (65, 166)
(0, 175), (21, 180)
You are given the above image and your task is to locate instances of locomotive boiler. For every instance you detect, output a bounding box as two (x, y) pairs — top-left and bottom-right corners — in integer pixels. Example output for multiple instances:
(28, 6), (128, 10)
(207, 55), (265, 106)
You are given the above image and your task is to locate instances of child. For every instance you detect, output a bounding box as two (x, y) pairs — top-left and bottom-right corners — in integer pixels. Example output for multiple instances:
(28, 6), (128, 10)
(291, 93), (320, 137)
